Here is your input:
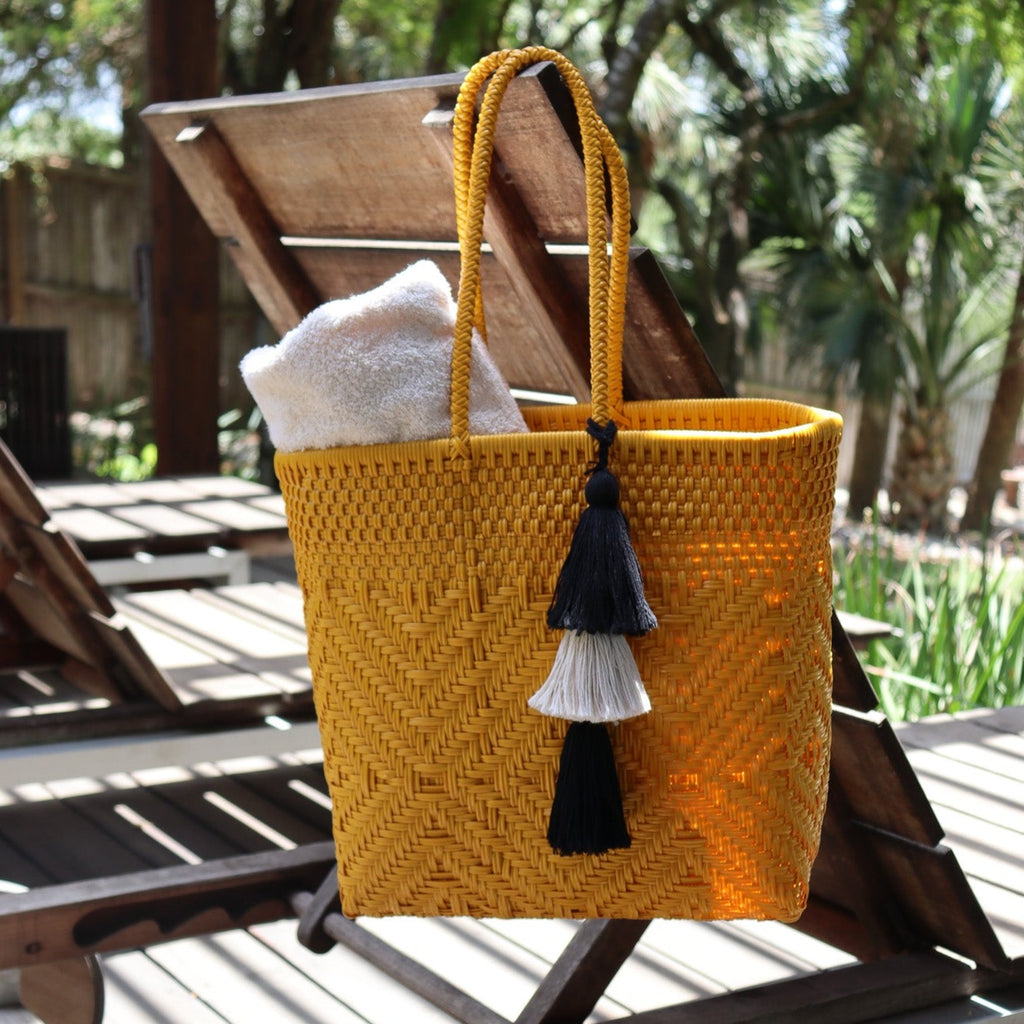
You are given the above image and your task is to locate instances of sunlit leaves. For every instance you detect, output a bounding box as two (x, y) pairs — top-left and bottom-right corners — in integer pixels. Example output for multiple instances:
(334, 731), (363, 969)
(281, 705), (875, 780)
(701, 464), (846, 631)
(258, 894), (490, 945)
(0, 0), (141, 164)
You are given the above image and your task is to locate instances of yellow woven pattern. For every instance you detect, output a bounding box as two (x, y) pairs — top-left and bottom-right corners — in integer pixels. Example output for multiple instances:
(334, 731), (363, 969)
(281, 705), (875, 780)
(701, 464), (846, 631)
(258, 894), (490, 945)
(277, 397), (841, 920)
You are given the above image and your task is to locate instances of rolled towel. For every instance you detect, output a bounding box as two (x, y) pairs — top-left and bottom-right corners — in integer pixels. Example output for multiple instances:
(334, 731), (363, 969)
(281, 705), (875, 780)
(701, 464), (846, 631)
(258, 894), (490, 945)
(240, 259), (528, 452)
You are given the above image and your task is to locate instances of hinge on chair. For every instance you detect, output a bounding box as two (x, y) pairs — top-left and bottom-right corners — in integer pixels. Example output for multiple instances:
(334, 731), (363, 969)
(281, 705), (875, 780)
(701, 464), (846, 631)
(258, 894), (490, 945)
(295, 867), (341, 954)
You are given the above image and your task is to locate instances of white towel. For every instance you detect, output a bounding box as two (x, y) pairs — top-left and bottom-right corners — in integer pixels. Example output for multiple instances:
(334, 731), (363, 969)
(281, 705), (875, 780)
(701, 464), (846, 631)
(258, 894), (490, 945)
(240, 260), (528, 452)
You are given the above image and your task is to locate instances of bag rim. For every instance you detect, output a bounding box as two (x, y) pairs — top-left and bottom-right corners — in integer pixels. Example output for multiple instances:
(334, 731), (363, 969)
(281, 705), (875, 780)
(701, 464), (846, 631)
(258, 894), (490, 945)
(273, 396), (843, 468)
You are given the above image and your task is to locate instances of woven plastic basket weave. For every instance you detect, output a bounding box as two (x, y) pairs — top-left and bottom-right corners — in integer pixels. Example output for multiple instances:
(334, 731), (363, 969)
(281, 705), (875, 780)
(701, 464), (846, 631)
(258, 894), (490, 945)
(275, 48), (842, 921)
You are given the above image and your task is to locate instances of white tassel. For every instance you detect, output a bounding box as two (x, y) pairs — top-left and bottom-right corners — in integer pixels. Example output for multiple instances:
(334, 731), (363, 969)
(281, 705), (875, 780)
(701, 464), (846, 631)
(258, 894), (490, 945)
(529, 631), (651, 723)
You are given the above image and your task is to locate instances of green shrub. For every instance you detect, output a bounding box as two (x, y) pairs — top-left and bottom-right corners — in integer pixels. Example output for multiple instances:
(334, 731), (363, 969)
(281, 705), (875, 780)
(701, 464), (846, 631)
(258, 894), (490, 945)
(832, 527), (1024, 721)
(70, 396), (155, 482)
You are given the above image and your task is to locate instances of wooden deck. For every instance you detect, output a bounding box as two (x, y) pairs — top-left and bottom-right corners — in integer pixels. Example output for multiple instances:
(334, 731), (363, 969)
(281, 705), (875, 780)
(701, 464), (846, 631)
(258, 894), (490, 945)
(897, 706), (1024, 964)
(35, 476), (291, 561)
(3, 704), (1022, 1022)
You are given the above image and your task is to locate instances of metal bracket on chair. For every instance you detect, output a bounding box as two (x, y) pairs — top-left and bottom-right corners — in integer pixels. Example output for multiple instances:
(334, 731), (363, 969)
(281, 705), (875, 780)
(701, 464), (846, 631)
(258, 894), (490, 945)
(294, 867), (342, 954)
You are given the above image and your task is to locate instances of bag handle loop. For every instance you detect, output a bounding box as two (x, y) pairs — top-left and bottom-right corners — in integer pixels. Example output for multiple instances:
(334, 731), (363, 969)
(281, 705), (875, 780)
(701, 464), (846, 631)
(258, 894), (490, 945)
(450, 48), (631, 457)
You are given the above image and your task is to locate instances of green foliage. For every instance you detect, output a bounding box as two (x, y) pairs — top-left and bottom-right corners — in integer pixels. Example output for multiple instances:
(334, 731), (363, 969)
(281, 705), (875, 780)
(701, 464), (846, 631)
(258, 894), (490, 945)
(833, 527), (1024, 720)
(0, 108), (123, 169)
(0, 0), (142, 131)
(330, 0), (441, 78)
(217, 406), (263, 481)
(71, 401), (265, 481)
(758, 44), (1018, 402)
(70, 396), (155, 482)
(97, 441), (157, 481)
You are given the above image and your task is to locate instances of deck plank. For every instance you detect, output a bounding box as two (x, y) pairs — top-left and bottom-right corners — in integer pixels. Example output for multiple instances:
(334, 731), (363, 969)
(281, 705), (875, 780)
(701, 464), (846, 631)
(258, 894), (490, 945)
(112, 597), (310, 705)
(903, 747), (1024, 837)
(36, 476), (291, 562)
(909, 804), (1024, 901)
(95, 504), (224, 545)
(968, 879), (1024, 960)
(70, 784), (252, 866)
(192, 581), (308, 634)
(0, 668), (107, 718)
(597, 927), (726, 1014)
(896, 713), (1024, 964)
(179, 498), (289, 533)
(108, 613), (288, 705)
(0, 833), (49, 890)
(724, 920), (856, 972)
(100, 948), (229, 1023)
(227, 763), (331, 830)
(118, 589), (308, 667)
(121, 760), (331, 859)
(251, 917), (459, 1023)
(185, 584), (309, 645)
(42, 507), (149, 548)
(144, 929), (368, 1023)
(897, 717), (1024, 780)
(0, 797), (153, 884)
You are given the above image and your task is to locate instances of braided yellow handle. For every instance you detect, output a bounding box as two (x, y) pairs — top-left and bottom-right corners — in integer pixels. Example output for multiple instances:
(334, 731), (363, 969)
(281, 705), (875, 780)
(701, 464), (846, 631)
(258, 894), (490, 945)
(450, 47), (631, 457)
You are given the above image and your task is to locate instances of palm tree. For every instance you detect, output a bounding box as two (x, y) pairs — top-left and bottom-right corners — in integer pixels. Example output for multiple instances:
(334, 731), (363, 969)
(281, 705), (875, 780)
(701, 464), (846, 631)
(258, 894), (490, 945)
(599, 0), (868, 393)
(758, 50), (1016, 531)
(890, 251), (1013, 529)
(748, 128), (904, 519)
(883, 53), (1015, 529)
(962, 248), (1024, 531)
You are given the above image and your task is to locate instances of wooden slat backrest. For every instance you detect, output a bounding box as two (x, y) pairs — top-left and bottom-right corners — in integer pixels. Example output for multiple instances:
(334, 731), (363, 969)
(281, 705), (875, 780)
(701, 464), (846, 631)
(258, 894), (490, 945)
(143, 63), (1010, 973)
(142, 65), (721, 404)
(0, 438), (182, 710)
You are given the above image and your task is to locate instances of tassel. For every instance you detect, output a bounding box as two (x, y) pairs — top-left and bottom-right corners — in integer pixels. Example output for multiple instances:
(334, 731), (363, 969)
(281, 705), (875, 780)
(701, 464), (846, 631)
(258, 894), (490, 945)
(537, 418), (656, 857)
(547, 721), (631, 856)
(547, 422), (657, 636)
(529, 631), (650, 722)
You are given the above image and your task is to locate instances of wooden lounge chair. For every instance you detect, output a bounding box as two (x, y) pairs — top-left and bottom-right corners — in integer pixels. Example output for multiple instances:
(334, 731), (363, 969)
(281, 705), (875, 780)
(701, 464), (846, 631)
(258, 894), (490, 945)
(0, 435), (331, 1019)
(34, 472), (293, 590)
(136, 63), (1024, 1021)
(0, 436), (311, 748)
(1, 62), (1019, 1023)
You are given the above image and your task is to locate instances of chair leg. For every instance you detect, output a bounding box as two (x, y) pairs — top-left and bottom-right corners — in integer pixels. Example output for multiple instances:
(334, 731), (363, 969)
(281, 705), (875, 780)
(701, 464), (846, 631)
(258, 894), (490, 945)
(515, 919), (650, 1024)
(292, 866), (650, 1024)
(20, 955), (104, 1024)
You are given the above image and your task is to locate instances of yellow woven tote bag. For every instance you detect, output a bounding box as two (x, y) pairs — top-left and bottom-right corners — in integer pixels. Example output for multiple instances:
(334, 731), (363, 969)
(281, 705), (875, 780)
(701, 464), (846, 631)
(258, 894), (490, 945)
(276, 47), (842, 921)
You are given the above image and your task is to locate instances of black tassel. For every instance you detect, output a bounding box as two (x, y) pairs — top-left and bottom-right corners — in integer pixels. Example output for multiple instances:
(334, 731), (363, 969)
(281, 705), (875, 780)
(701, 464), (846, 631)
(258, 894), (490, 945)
(547, 721), (631, 856)
(547, 420), (657, 636)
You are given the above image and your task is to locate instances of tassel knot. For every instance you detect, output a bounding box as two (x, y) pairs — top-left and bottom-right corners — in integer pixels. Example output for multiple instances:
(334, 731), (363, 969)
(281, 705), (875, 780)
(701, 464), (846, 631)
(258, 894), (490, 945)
(584, 467), (619, 509)
(585, 417), (618, 464)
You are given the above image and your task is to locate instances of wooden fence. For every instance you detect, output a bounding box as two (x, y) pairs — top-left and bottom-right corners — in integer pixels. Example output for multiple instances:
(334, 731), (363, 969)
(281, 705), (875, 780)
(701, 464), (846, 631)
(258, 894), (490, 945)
(0, 160), (267, 417)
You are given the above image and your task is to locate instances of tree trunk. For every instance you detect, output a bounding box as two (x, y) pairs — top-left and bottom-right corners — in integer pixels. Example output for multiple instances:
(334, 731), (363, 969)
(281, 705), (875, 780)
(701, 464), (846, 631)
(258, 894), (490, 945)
(601, 0), (681, 148)
(889, 400), (954, 533)
(960, 255), (1024, 531)
(288, 0), (343, 88)
(847, 391), (893, 519)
